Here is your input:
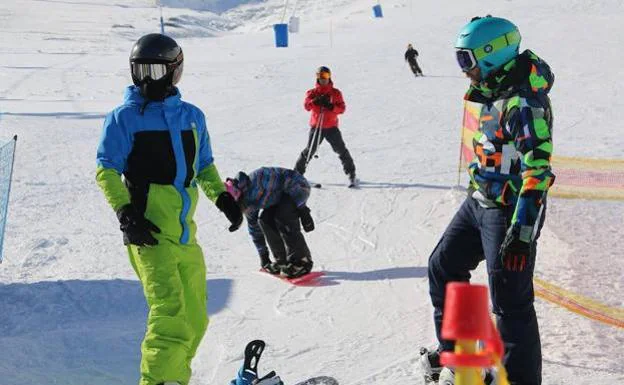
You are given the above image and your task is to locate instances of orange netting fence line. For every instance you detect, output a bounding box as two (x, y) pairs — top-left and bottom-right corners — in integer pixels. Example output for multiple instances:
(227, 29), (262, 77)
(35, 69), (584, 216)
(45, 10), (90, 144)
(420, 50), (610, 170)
(456, 101), (624, 201)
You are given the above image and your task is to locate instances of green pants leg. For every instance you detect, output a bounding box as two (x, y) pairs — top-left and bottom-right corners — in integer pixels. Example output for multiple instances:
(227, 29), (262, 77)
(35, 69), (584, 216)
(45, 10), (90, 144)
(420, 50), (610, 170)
(128, 241), (208, 385)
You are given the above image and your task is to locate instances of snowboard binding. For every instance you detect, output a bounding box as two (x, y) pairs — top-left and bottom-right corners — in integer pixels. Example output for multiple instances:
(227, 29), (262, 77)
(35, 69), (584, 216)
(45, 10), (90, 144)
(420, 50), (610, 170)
(230, 340), (283, 385)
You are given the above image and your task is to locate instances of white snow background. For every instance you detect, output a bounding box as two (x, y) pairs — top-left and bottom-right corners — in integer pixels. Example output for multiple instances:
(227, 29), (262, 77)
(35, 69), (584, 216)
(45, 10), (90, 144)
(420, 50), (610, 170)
(0, 0), (623, 384)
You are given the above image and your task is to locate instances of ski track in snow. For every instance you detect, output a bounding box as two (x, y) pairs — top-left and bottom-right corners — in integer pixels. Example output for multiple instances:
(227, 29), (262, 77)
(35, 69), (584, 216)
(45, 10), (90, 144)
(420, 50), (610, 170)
(1, 0), (623, 384)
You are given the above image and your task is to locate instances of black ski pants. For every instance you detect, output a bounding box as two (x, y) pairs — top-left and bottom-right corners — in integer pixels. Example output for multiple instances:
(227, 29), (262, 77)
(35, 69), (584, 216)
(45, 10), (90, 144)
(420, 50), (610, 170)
(258, 195), (311, 265)
(294, 127), (355, 176)
(428, 196), (545, 385)
(408, 59), (422, 75)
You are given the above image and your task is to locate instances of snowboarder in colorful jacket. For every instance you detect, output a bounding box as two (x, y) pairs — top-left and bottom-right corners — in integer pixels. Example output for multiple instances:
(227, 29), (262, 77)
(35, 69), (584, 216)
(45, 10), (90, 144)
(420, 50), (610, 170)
(421, 16), (555, 385)
(96, 34), (242, 385)
(225, 167), (314, 278)
(294, 66), (357, 187)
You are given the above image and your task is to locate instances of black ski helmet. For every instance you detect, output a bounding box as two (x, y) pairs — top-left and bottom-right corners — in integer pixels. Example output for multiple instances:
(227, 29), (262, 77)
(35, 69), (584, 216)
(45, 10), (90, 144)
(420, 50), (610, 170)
(316, 66), (331, 77)
(129, 33), (184, 87)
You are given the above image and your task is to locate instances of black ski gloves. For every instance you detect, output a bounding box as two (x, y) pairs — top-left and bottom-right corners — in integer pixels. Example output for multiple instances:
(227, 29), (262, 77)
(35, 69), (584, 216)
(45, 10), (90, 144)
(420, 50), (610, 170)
(297, 205), (315, 232)
(216, 191), (243, 232)
(116, 204), (161, 246)
(312, 94), (327, 106)
(313, 94), (333, 110)
(499, 224), (532, 272)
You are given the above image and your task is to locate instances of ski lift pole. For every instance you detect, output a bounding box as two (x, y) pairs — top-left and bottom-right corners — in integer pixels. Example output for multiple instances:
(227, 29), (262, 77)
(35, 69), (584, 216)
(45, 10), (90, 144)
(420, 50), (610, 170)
(280, 0), (289, 23)
(159, 6), (165, 34)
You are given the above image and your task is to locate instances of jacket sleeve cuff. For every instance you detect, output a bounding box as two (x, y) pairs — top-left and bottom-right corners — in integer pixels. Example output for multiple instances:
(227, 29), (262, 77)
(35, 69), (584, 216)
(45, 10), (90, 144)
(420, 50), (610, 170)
(196, 163), (226, 203)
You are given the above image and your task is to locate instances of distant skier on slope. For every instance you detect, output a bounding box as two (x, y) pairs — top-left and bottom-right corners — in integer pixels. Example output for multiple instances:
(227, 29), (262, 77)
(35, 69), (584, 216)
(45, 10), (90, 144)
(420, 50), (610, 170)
(293, 66), (358, 187)
(420, 15), (555, 385)
(96, 33), (242, 385)
(405, 43), (423, 76)
(225, 167), (315, 278)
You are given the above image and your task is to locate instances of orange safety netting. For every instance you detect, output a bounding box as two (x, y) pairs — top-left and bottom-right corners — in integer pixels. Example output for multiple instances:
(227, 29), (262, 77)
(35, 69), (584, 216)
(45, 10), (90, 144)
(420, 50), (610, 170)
(457, 102), (624, 200)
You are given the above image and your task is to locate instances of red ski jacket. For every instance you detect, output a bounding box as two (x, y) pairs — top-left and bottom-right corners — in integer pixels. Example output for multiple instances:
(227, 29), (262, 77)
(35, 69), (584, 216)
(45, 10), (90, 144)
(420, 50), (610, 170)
(304, 81), (346, 129)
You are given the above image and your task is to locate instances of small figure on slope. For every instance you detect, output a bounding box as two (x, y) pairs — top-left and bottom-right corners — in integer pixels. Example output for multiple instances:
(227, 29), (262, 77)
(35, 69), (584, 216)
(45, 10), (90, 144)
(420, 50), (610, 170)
(405, 43), (424, 76)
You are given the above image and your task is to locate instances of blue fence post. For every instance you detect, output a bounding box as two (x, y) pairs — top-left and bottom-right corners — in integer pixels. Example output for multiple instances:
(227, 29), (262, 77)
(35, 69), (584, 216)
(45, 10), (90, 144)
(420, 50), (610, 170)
(273, 23), (289, 47)
(0, 135), (17, 263)
(373, 4), (383, 18)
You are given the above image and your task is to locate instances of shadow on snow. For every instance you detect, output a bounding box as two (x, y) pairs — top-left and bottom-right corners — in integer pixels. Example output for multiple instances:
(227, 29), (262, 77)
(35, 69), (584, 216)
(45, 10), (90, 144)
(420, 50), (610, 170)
(0, 278), (232, 385)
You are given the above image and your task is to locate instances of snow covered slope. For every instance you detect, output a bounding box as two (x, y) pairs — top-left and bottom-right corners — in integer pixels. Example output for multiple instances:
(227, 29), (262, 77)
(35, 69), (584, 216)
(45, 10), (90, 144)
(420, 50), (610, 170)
(0, 0), (622, 384)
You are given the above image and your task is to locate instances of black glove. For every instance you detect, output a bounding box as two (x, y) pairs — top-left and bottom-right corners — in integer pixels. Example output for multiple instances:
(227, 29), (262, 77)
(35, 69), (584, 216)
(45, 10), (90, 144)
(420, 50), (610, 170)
(313, 94), (329, 107)
(216, 191), (243, 232)
(499, 224), (531, 272)
(116, 204), (161, 246)
(297, 205), (315, 232)
(321, 99), (334, 110)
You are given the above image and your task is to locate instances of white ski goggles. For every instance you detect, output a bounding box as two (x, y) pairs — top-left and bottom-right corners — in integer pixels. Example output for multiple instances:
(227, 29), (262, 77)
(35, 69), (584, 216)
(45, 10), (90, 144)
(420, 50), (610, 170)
(131, 63), (168, 82)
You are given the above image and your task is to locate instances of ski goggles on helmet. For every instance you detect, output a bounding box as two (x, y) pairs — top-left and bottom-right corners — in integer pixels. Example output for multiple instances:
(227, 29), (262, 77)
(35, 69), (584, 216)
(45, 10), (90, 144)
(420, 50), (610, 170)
(131, 55), (184, 84)
(455, 29), (521, 72)
(455, 49), (477, 72)
(317, 71), (331, 80)
(131, 63), (168, 81)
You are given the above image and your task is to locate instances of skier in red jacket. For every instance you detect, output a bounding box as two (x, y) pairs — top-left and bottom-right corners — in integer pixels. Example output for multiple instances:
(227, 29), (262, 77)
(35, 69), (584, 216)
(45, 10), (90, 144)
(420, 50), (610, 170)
(294, 66), (357, 187)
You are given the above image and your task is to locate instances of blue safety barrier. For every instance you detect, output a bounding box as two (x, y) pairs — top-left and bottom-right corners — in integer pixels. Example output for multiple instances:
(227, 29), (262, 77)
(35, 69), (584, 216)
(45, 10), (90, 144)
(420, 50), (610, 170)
(273, 23), (289, 47)
(373, 4), (383, 18)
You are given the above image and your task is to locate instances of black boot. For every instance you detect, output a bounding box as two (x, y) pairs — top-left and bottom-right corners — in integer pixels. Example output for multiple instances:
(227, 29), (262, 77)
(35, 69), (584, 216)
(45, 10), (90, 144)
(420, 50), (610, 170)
(280, 256), (313, 278)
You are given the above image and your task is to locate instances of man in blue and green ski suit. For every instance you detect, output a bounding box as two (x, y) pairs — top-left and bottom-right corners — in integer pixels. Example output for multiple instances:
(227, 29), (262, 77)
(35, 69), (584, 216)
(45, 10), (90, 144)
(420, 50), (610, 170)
(423, 16), (555, 385)
(96, 34), (242, 385)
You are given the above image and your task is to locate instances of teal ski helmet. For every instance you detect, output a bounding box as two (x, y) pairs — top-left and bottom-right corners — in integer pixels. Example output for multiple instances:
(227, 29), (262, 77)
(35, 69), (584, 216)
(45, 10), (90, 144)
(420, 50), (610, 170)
(455, 16), (521, 78)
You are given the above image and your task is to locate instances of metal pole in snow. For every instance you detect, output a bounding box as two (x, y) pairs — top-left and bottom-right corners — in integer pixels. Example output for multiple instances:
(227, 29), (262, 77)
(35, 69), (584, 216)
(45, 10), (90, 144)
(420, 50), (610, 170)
(281, 0), (289, 23)
(0, 135), (17, 263)
(160, 6), (165, 34)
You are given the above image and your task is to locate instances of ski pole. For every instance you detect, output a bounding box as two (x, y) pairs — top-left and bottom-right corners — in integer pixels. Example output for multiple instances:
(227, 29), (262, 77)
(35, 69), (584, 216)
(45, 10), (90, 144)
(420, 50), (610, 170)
(305, 123), (320, 165)
(313, 110), (324, 159)
(305, 108), (324, 165)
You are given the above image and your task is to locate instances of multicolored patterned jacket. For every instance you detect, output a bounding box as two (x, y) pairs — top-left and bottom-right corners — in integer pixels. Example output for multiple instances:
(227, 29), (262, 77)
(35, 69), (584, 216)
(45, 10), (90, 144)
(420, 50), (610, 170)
(463, 50), (555, 242)
(235, 167), (311, 255)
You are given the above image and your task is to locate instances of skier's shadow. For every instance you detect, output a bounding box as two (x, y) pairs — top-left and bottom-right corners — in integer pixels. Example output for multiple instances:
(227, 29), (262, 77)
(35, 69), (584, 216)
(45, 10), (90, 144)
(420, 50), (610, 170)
(321, 180), (452, 190)
(313, 266), (427, 286)
(358, 181), (452, 190)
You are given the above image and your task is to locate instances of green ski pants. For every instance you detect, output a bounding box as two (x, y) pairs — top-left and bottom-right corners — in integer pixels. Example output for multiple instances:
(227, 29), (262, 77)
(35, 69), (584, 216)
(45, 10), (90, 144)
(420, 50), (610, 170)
(128, 240), (208, 385)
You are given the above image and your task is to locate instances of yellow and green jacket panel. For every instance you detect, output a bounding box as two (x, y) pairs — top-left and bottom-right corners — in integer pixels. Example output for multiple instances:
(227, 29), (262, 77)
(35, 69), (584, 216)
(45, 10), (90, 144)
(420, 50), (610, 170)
(464, 50), (555, 242)
(96, 85), (225, 244)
